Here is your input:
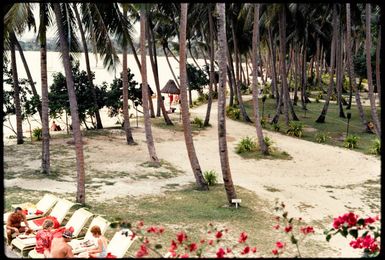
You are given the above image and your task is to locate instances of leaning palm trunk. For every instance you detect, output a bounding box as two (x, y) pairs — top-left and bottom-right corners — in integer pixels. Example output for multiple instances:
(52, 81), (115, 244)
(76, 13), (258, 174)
(365, 4), (381, 137)
(335, 13), (346, 118)
(53, 3), (85, 204)
(122, 23), (136, 145)
(40, 3), (50, 174)
(73, 4), (103, 129)
(346, 3), (367, 130)
(267, 27), (277, 100)
(316, 4), (337, 123)
(204, 6), (215, 127)
(252, 4), (268, 154)
(375, 25), (381, 106)
(217, 3), (237, 204)
(179, 3), (208, 190)
(140, 5), (160, 165)
(11, 32), (42, 120)
(10, 39), (23, 144)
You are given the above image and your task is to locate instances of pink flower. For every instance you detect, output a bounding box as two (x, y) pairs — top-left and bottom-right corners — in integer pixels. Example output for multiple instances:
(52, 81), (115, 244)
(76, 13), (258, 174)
(147, 226), (158, 233)
(215, 231), (223, 239)
(272, 249), (278, 255)
(284, 225), (293, 233)
(273, 224), (280, 230)
(200, 239), (205, 244)
(216, 247), (226, 258)
(251, 247), (257, 253)
(369, 242), (379, 253)
(238, 232), (248, 243)
(364, 217), (376, 226)
(276, 241), (285, 249)
(208, 239), (214, 246)
(226, 247), (232, 253)
(189, 243), (198, 252)
(137, 221), (144, 228)
(177, 232), (187, 244)
(180, 253), (189, 258)
(135, 244), (148, 258)
(300, 226), (314, 235)
(241, 246), (250, 255)
(159, 226), (165, 234)
(169, 240), (178, 251)
(345, 212), (358, 227)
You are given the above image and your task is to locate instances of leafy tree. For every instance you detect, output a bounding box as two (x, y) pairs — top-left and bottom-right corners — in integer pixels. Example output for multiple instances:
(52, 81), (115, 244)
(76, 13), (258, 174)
(186, 63), (209, 96)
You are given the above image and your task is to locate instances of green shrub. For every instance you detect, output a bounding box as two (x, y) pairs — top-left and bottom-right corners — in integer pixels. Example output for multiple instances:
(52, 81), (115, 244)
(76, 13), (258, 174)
(236, 136), (257, 154)
(203, 170), (218, 186)
(315, 132), (329, 143)
(272, 123), (280, 132)
(191, 117), (204, 128)
(286, 121), (304, 138)
(263, 136), (273, 149)
(226, 105), (241, 120)
(32, 128), (42, 141)
(260, 118), (266, 128)
(370, 138), (381, 155)
(344, 135), (359, 149)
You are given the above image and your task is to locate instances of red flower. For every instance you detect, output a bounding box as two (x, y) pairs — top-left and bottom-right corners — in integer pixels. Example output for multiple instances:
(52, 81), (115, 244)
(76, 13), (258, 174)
(189, 243), (198, 252)
(200, 239), (205, 244)
(284, 225), (293, 233)
(273, 224), (280, 230)
(369, 242), (379, 253)
(333, 217), (343, 229)
(208, 239), (214, 246)
(216, 247), (226, 258)
(276, 241), (285, 249)
(272, 249), (278, 255)
(345, 212), (358, 227)
(300, 226), (314, 235)
(129, 232), (136, 241)
(241, 246), (250, 255)
(180, 253), (189, 258)
(137, 221), (144, 228)
(169, 240), (178, 251)
(251, 247), (257, 253)
(215, 231), (223, 239)
(177, 232), (187, 244)
(135, 244), (148, 258)
(238, 232), (248, 243)
(364, 217), (376, 226)
(159, 226), (165, 234)
(226, 247), (232, 253)
(147, 226), (158, 233)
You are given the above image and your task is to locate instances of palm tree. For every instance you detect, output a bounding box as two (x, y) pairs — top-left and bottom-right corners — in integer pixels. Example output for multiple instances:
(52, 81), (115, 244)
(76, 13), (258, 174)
(316, 4), (337, 123)
(10, 37), (23, 144)
(53, 3), (86, 204)
(39, 3), (50, 174)
(365, 4), (381, 137)
(217, 3), (238, 204)
(375, 24), (381, 106)
(179, 3), (208, 190)
(252, 4), (268, 154)
(346, 3), (367, 131)
(140, 4), (160, 166)
(72, 3), (103, 129)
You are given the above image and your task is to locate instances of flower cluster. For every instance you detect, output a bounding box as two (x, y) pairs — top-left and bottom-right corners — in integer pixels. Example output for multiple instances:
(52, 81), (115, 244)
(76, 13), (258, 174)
(325, 213), (381, 257)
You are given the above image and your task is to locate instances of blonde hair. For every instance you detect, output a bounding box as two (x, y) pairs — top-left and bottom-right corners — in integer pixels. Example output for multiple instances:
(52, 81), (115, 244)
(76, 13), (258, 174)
(42, 219), (54, 230)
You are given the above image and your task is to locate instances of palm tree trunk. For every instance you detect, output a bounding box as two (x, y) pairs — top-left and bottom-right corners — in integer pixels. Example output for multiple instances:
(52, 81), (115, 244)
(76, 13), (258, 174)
(53, 3), (85, 204)
(10, 39), (23, 144)
(375, 25), (381, 106)
(231, 18), (252, 123)
(40, 3), (50, 174)
(252, 4), (268, 154)
(122, 15), (136, 145)
(163, 46), (181, 89)
(179, 3), (208, 190)
(140, 5), (160, 165)
(315, 37), (321, 88)
(267, 27), (278, 100)
(245, 53), (250, 86)
(316, 4), (337, 124)
(11, 32), (42, 120)
(204, 6), (215, 127)
(300, 39), (308, 110)
(279, 6), (290, 126)
(227, 45), (236, 106)
(217, 3), (237, 204)
(365, 4), (381, 137)
(73, 4), (103, 129)
(335, 12), (346, 118)
(294, 43), (299, 105)
(346, 3), (367, 130)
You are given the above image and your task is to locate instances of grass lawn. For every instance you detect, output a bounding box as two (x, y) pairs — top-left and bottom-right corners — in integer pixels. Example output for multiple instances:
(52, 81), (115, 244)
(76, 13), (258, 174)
(4, 185), (334, 257)
(233, 97), (380, 156)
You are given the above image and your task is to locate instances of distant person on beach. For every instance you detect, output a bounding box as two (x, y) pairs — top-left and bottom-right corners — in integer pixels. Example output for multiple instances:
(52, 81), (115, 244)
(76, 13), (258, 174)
(6, 207), (32, 245)
(35, 219), (54, 257)
(169, 94), (174, 107)
(49, 230), (74, 258)
(51, 121), (61, 131)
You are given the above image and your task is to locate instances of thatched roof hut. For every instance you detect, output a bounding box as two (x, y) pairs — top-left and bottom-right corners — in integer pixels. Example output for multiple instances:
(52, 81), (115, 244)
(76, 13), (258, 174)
(160, 79), (180, 94)
(140, 83), (154, 96)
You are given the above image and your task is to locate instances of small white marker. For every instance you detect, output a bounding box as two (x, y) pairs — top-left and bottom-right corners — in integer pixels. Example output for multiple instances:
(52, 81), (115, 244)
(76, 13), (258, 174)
(232, 199), (242, 208)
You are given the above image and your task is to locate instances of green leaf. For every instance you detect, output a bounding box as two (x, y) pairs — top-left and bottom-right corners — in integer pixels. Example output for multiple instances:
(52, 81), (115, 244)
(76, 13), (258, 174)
(291, 235), (298, 244)
(155, 244), (162, 249)
(288, 217), (294, 224)
(348, 229), (358, 239)
(362, 231), (369, 237)
(326, 234), (332, 242)
(282, 211), (288, 218)
(357, 218), (365, 226)
(341, 227), (348, 237)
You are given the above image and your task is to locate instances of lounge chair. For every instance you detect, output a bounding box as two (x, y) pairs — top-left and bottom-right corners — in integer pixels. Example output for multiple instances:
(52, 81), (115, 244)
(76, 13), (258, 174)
(105, 228), (137, 258)
(69, 216), (110, 255)
(3, 194), (58, 223)
(10, 199), (80, 257)
(77, 228), (137, 258)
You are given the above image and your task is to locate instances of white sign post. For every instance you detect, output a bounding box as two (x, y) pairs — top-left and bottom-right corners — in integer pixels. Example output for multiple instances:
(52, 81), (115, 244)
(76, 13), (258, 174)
(231, 199), (242, 209)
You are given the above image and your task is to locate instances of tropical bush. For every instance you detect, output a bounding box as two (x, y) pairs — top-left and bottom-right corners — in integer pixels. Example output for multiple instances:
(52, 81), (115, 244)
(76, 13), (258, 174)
(315, 132), (329, 143)
(286, 121), (304, 138)
(370, 138), (381, 155)
(191, 117), (204, 128)
(226, 106), (241, 120)
(203, 170), (218, 186)
(32, 128), (42, 141)
(236, 137), (257, 154)
(260, 118), (266, 128)
(344, 135), (359, 149)
(272, 123), (280, 132)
